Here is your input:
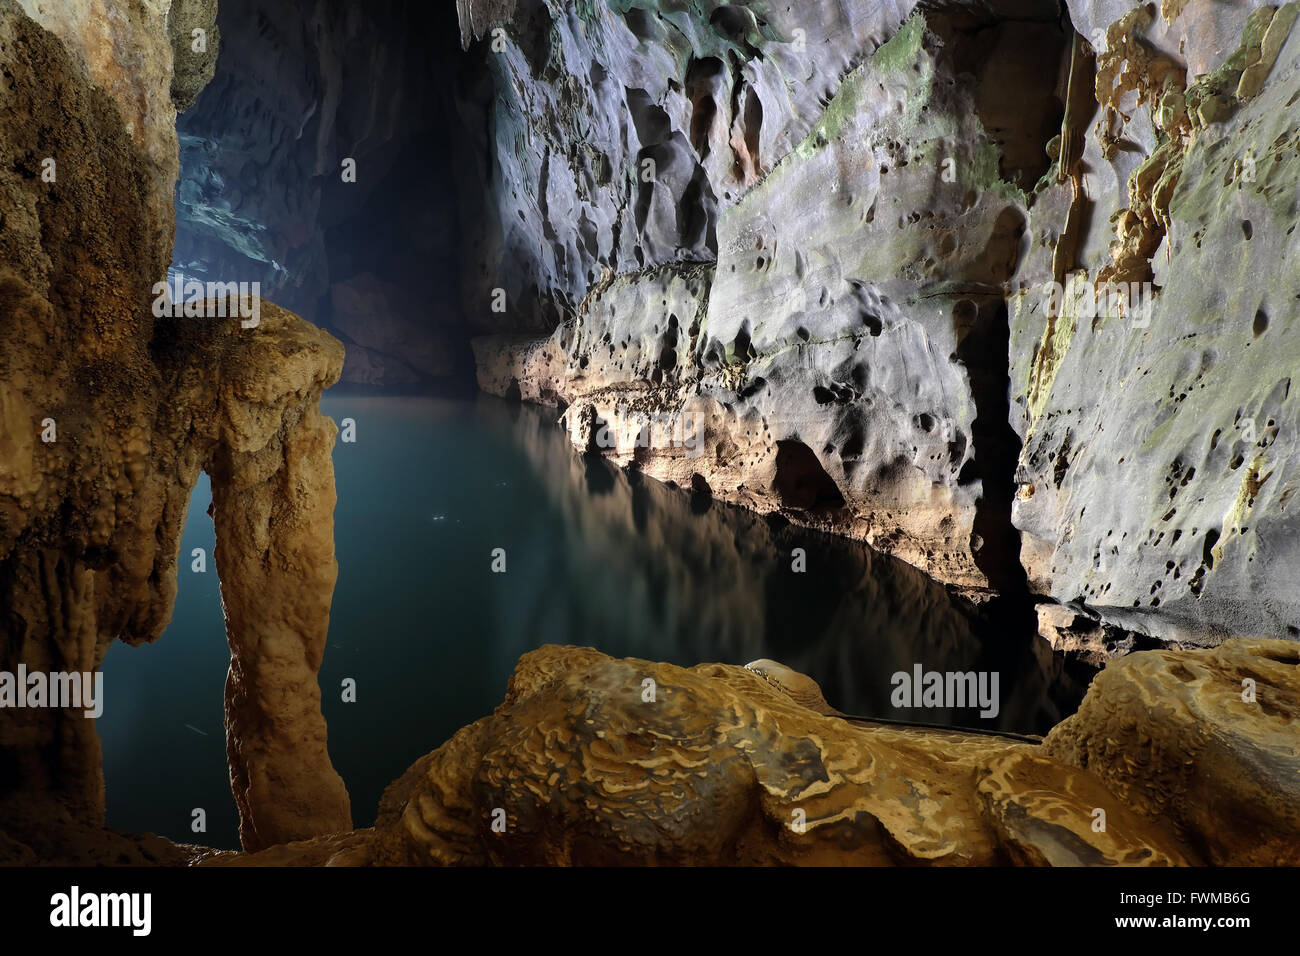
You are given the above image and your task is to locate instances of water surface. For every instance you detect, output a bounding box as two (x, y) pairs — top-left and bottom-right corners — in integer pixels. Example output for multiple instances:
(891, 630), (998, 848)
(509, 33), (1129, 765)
(100, 395), (1087, 849)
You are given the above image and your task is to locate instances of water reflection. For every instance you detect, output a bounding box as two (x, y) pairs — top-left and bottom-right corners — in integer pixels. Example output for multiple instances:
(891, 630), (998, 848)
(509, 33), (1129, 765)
(101, 392), (1092, 850)
(480, 396), (1091, 734)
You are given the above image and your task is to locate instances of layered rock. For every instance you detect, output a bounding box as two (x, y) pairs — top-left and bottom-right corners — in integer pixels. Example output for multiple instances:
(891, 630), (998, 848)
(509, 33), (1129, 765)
(1043, 638), (1300, 865)
(0, 1), (350, 855)
(24, 637), (1298, 866)
(241, 637), (1289, 866)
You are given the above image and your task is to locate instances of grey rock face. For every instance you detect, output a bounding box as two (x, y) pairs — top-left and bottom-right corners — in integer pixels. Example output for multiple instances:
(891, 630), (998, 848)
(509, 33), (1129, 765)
(457, 0), (924, 330)
(1010, 4), (1300, 643)
(468, 0), (1070, 593)
(172, 0), (468, 387)
(464, 0), (1300, 644)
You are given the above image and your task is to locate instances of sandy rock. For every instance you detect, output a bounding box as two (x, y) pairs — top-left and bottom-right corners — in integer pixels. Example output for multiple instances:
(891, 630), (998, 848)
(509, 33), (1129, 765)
(1043, 638), (1300, 865)
(168, 0), (220, 112)
(14, 0), (183, 234)
(0, 4), (350, 852)
(29, 638), (1295, 867)
(361, 639), (1296, 866)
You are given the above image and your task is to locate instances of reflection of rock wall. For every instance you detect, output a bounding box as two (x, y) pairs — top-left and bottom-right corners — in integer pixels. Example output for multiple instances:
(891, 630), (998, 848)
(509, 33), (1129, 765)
(0, 2), (349, 856)
(464, 0), (1300, 645)
(485, 399), (1087, 732)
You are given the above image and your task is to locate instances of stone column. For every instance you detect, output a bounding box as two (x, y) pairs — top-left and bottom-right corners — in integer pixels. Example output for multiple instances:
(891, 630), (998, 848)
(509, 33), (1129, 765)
(208, 400), (352, 852)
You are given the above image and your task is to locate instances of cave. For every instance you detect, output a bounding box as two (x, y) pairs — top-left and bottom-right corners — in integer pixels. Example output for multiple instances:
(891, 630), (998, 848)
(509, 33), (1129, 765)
(1, 0), (1298, 902)
(171, 0), (475, 390)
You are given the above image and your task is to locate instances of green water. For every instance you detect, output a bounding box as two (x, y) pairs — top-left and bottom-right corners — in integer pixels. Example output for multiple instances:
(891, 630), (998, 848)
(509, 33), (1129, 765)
(99, 394), (1085, 850)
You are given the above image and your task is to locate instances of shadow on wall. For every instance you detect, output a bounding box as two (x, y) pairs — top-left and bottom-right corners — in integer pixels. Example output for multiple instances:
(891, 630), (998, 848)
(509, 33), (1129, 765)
(172, 0), (473, 388)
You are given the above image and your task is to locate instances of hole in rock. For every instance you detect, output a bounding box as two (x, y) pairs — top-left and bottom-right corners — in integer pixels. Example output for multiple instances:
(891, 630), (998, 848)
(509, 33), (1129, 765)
(772, 440), (847, 512)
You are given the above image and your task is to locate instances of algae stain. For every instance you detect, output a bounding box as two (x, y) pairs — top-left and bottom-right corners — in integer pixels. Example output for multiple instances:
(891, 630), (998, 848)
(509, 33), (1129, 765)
(789, 11), (928, 163)
(1211, 454), (1273, 566)
(871, 11), (926, 75)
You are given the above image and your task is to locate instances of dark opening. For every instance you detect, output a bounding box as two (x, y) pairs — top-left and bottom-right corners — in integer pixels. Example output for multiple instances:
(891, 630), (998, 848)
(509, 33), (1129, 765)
(773, 440), (846, 512)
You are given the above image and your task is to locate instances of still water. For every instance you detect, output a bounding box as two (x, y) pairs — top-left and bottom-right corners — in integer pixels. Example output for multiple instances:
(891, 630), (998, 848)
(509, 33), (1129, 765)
(99, 394), (1087, 849)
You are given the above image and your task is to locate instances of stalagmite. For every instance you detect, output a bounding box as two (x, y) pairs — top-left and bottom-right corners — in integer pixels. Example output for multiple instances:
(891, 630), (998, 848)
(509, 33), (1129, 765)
(209, 395), (352, 851)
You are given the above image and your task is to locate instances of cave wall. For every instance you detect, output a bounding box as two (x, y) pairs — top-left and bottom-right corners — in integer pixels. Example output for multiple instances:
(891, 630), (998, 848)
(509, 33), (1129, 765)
(172, 0), (469, 387)
(1008, 2), (1300, 643)
(466, 0), (1071, 592)
(462, 0), (1300, 645)
(0, 0), (350, 854)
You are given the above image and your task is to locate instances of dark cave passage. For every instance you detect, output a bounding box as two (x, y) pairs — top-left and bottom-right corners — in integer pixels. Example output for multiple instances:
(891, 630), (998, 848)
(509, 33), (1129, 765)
(171, 0), (475, 390)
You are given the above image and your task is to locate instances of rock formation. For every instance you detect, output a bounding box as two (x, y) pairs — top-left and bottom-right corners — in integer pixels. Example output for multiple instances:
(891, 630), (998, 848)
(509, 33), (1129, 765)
(366, 639), (1294, 865)
(460, 0), (1300, 647)
(204, 637), (1297, 866)
(1043, 637), (1300, 865)
(1009, 1), (1300, 645)
(2, 0), (1296, 869)
(458, 401), (1090, 731)
(0, 0), (349, 855)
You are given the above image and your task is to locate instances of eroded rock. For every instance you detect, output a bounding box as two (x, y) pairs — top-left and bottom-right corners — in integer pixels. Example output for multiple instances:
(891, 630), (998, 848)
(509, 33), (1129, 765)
(464, 0), (1300, 645)
(0, 2), (350, 854)
(354, 638), (1296, 866)
(1043, 638), (1300, 865)
(470, 3), (1070, 593)
(1009, 2), (1300, 643)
